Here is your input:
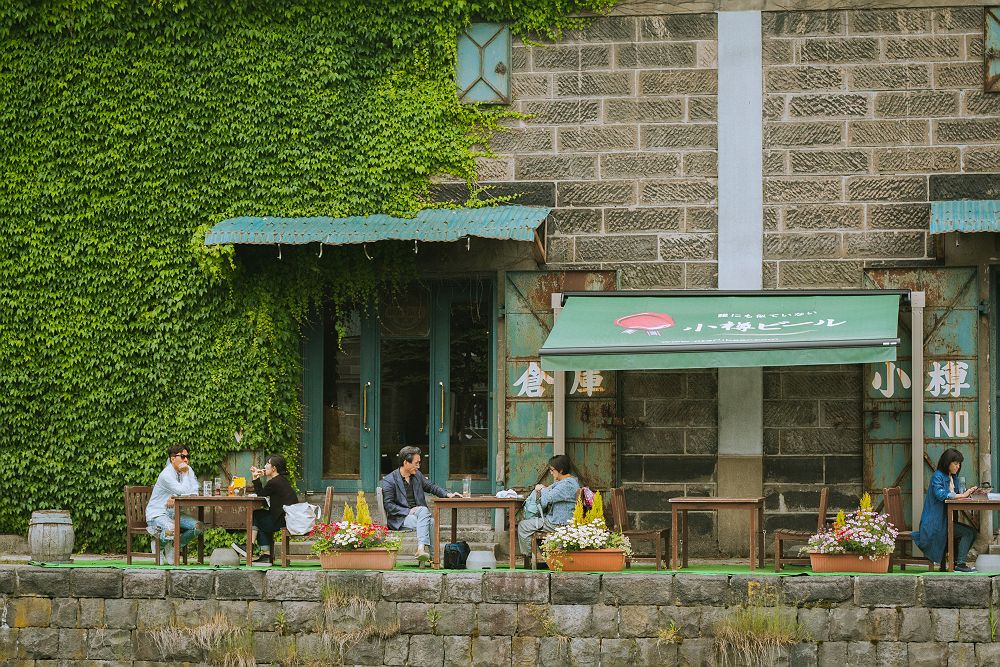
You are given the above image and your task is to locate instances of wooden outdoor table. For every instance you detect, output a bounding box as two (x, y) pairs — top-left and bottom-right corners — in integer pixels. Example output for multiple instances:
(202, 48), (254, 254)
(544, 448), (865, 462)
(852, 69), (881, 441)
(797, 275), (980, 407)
(432, 496), (524, 570)
(670, 497), (766, 571)
(945, 497), (997, 571)
(173, 495), (266, 567)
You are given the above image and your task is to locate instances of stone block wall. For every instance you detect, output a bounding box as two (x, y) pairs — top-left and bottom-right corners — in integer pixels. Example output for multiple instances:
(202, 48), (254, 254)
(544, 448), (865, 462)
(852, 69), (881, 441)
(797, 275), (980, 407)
(762, 6), (992, 289)
(5, 565), (1000, 666)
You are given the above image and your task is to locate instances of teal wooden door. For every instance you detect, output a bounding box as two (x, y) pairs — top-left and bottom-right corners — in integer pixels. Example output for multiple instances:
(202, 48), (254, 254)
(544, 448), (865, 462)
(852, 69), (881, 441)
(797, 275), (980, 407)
(303, 280), (494, 492)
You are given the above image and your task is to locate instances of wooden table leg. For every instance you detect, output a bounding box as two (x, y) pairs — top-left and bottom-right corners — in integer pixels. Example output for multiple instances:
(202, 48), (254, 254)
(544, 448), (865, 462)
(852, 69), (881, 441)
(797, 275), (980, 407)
(451, 508), (458, 544)
(758, 503), (766, 569)
(508, 503), (516, 570)
(197, 506), (205, 564)
(173, 501), (181, 567)
(246, 502), (254, 567)
(947, 505), (955, 572)
(748, 507), (757, 572)
(432, 506), (442, 569)
(682, 510), (689, 568)
(671, 505), (678, 570)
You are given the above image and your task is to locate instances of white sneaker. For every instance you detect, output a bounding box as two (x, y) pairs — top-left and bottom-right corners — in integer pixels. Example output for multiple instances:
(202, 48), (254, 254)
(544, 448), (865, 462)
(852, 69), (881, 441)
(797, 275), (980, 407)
(231, 543), (247, 559)
(162, 544), (174, 565)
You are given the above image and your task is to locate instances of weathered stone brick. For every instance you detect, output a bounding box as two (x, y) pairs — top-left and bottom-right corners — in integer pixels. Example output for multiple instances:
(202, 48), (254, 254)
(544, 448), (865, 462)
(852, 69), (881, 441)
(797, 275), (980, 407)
(604, 98), (683, 123)
(683, 152), (716, 177)
(885, 36), (961, 60)
(263, 569), (325, 601)
(384, 572), (442, 603)
(549, 574), (600, 605)
(958, 608), (990, 643)
(570, 16), (637, 43)
(546, 236), (574, 263)
(577, 234), (657, 261)
(764, 455), (822, 482)
(788, 94), (868, 118)
(87, 627), (133, 661)
(685, 262), (717, 288)
(764, 178), (841, 203)
(817, 641), (847, 667)
(764, 96), (785, 120)
(18, 626), (59, 659)
(829, 607), (868, 641)
(790, 150), (869, 175)
(801, 38), (878, 63)
(558, 181), (635, 207)
(764, 39), (794, 66)
(686, 207), (717, 232)
(559, 126), (637, 152)
(785, 204), (863, 229)
(851, 64), (929, 90)
(122, 569), (165, 599)
(408, 634), (445, 667)
(868, 204), (929, 229)
(969, 35), (985, 59)
(550, 208), (601, 234)
(933, 7), (982, 32)
(868, 608), (901, 641)
(937, 119), (1000, 144)
(963, 148), (1000, 172)
(619, 263), (684, 289)
(13, 597), (52, 627)
(976, 644), (1000, 666)
(605, 207), (681, 233)
(673, 575), (728, 605)
(906, 642), (945, 667)
(167, 570), (214, 599)
(532, 45), (581, 71)
(70, 569), (122, 598)
(556, 72), (632, 97)
(639, 69), (717, 96)
(642, 179), (716, 205)
(765, 122), (842, 147)
(601, 574), (673, 606)
(549, 604), (593, 636)
(844, 232), (925, 258)
(616, 43), (697, 69)
(511, 636), (539, 667)
(483, 572), (548, 603)
(925, 577), (990, 608)
(875, 92), (958, 118)
(17, 568), (69, 597)
(476, 602), (516, 636)
(602, 153), (680, 179)
(523, 100), (600, 125)
(899, 608), (932, 641)
(600, 638), (639, 666)
(764, 233), (839, 259)
(103, 598), (138, 629)
(475, 157), (510, 181)
(930, 608), (959, 642)
(783, 577), (853, 605)
(640, 15), (716, 40)
(778, 261), (863, 288)
(49, 597), (78, 628)
(934, 63), (980, 89)
(490, 127), (553, 153)
(397, 602), (433, 634)
(216, 569), (264, 600)
(766, 66), (844, 93)
(512, 45), (528, 71)
(511, 73), (550, 99)
(764, 11), (843, 36)
(875, 147), (959, 173)
(848, 9), (929, 34)
(964, 91), (1000, 116)
(697, 41), (717, 68)
(950, 641), (976, 667)
(515, 156), (596, 180)
(846, 176), (926, 202)
(876, 641), (908, 667)
(580, 45), (611, 69)
(642, 124), (716, 149)
(764, 151), (785, 176)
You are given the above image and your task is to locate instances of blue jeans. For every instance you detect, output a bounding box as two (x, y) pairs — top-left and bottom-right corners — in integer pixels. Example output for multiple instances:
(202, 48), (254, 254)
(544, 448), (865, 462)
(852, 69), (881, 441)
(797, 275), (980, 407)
(402, 506), (433, 547)
(954, 522), (976, 565)
(149, 514), (202, 550)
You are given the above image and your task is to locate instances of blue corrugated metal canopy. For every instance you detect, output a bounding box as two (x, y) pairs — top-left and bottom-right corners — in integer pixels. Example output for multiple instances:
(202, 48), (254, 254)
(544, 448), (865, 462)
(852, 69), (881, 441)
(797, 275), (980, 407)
(204, 205), (550, 246)
(930, 200), (1000, 234)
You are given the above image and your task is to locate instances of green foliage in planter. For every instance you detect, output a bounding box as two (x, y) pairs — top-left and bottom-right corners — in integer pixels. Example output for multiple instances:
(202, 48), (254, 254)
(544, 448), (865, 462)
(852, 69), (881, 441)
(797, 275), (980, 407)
(0, 0), (614, 551)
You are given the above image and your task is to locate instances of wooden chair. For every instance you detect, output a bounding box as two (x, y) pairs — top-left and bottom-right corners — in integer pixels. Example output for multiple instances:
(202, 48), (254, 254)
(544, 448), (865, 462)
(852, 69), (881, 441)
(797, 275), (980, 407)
(279, 486), (334, 567)
(884, 486), (935, 571)
(124, 485), (189, 565)
(610, 487), (668, 570)
(524, 488), (586, 570)
(773, 487), (829, 572)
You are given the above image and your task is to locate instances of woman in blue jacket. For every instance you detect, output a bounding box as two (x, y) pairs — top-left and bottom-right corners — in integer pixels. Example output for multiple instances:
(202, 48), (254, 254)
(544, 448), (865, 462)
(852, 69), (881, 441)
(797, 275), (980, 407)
(913, 448), (979, 572)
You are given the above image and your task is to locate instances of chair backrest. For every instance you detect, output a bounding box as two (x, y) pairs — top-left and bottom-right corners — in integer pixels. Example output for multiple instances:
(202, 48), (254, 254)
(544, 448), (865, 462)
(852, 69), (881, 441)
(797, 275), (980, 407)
(321, 486), (335, 523)
(124, 485), (153, 532)
(375, 486), (388, 526)
(883, 486), (907, 531)
(610, 487), (630, 532)
(815, 486), (830, 532)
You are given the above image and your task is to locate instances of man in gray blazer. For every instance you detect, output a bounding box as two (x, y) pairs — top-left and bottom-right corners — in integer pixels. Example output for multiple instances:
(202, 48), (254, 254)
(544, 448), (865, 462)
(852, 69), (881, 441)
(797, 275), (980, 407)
(380, 446), (461, 562)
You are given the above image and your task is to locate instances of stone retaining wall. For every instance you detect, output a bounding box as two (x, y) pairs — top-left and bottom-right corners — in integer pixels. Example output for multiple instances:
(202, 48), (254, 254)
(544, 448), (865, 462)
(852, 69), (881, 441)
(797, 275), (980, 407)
(2, 565), (1000, 666)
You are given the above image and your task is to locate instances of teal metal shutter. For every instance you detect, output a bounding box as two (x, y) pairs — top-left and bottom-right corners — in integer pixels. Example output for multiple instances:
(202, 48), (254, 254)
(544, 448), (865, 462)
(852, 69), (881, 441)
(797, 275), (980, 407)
(457, 23), (511, 104)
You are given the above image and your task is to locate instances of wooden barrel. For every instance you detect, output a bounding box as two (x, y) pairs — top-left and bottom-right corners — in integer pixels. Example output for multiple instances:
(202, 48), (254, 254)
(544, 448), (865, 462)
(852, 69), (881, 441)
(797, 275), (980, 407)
(28, 510), (75, 563)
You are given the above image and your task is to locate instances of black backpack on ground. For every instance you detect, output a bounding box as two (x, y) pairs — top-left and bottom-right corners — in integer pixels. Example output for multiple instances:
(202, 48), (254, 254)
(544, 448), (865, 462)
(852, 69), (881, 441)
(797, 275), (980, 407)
(442, 541), (471, 569)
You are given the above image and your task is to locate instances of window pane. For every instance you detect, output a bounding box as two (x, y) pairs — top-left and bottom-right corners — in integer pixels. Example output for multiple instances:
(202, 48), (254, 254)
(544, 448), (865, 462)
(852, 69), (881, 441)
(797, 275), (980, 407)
(449, 297), (490, 479)
(323, 310), (361, 478)
(380, 338), (431, 476)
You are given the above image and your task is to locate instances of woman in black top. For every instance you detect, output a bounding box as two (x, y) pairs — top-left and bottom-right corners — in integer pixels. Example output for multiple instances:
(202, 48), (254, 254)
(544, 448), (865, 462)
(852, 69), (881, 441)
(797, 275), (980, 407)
(233, 454), (298, 565)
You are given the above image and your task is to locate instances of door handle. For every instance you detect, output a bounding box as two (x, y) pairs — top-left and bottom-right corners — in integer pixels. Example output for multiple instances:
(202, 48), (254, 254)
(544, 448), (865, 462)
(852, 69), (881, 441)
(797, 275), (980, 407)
(439, 382), (445, 435)
(363, 381), (372, 434)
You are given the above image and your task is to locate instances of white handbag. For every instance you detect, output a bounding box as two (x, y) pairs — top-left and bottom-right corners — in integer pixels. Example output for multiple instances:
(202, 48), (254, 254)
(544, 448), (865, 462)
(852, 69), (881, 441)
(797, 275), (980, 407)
(283, 502), (321, 535)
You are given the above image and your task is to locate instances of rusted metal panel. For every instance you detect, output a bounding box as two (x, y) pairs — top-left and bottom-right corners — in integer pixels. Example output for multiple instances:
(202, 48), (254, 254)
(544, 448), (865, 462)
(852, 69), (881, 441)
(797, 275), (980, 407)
(504, 270), (616, 488)
(863, 267), (980, 525)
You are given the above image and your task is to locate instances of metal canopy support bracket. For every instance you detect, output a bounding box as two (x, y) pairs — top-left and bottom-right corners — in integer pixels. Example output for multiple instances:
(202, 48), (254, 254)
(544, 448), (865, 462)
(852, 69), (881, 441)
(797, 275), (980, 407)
(552, 292), (565, 456)
(911, 290), (926, 534)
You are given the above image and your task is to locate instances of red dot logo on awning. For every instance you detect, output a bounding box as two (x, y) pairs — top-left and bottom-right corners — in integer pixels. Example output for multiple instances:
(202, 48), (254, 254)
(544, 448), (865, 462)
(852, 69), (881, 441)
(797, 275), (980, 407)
(614, 312), (674, 336)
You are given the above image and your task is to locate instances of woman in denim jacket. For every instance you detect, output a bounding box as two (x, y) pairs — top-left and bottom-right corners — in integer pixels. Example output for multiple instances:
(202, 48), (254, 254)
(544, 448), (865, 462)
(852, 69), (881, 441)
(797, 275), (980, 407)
(516, 454), (580, 558)
(913, 448), (979, 572)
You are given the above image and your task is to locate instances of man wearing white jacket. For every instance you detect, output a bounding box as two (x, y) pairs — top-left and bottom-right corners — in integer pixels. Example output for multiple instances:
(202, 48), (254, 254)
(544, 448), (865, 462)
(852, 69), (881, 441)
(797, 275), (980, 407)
(145, 444), (202, 564)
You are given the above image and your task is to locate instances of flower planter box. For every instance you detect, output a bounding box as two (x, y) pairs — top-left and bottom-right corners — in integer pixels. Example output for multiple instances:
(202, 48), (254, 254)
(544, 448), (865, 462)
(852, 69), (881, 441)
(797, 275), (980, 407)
(318, 548), (398, 570)
(809, 553), (890, 573)
(556, 549), (626, 572)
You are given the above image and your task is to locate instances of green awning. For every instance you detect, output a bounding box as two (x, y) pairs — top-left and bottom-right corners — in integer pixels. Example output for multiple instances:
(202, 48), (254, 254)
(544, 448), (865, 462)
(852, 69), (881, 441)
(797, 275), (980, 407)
(930, 200), (1000, 234)
(539, 291), (903, 371)
(204, 205), (549, 246)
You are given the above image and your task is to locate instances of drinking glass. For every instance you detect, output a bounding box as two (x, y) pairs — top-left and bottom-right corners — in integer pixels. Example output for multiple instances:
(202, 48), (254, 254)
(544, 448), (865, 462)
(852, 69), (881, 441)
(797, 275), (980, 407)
(462, 476), (471, 498)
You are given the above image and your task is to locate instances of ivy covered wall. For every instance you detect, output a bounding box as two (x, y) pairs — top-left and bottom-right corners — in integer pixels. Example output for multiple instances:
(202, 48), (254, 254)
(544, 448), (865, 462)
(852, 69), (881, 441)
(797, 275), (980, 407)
(0, 0), (612, 550)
